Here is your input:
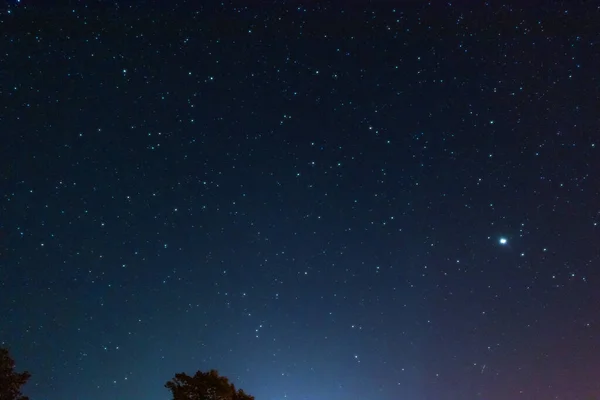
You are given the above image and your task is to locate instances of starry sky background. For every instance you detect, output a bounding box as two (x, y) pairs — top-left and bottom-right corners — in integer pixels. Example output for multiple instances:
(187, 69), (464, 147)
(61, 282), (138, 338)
(1, 1), (599, 400)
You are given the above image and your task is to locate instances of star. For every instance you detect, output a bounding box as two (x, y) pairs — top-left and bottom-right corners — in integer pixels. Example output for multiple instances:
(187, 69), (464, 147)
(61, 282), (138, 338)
(2, 3), (597, 400)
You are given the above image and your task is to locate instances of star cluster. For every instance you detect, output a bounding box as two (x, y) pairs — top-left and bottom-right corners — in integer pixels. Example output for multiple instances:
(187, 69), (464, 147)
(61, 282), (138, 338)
(1, 2), (599, 400)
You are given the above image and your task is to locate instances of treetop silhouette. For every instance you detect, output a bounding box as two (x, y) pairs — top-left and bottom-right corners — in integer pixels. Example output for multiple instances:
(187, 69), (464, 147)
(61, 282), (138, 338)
(0, 347), (31, 400)
(165, 369), (254, 400)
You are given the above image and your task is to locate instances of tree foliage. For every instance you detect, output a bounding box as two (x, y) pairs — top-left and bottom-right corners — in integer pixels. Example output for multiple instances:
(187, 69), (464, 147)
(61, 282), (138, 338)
(165, 369), (254, 400)
(0, 347), (31, 400)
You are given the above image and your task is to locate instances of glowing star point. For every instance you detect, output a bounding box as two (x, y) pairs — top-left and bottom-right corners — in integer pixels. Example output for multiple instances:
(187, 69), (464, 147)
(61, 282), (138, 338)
(499, 237), (508, 245)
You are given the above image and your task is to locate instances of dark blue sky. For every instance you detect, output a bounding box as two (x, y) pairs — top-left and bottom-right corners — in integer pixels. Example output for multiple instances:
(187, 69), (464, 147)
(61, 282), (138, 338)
(1, 1), (599, 399)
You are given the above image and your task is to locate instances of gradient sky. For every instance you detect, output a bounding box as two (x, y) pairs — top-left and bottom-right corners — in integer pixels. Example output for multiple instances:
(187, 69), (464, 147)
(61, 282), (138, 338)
(1, 1), (599, 400)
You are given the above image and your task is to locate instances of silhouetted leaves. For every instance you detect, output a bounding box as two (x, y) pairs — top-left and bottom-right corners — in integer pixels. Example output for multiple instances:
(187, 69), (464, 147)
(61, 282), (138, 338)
(0, 347), (31, 400)
(165, 369), (254, 400)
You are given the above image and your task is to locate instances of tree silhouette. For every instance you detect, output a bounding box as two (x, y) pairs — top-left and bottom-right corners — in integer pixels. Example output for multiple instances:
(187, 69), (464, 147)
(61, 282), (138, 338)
(165, 369), (254, 400)
(0, 347), (31, 400)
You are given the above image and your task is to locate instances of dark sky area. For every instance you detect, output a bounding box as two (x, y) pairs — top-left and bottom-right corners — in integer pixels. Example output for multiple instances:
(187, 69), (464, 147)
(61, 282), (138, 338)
(1, 1), (599, 399)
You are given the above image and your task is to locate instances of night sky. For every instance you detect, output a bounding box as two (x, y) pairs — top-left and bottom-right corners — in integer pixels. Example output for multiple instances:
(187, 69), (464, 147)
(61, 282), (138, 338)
(1, 2), (599, 400)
